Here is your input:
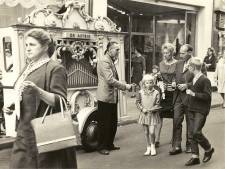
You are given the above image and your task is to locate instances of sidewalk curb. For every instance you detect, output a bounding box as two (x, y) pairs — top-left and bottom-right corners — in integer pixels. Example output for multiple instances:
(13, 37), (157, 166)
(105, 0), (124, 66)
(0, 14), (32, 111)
(0, 137), (14, 150)
(0, 103), (222, 150)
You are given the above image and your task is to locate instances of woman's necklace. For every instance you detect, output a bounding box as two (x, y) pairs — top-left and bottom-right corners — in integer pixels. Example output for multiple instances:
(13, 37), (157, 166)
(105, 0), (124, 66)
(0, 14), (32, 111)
(143, 88), (154, 95)
(15, 57), (50, 101)
(164, 58), (176, 65)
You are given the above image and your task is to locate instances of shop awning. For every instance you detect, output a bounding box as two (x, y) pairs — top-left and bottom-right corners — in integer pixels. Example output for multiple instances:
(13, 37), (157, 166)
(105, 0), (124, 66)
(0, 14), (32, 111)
(0, 0), (61, 8)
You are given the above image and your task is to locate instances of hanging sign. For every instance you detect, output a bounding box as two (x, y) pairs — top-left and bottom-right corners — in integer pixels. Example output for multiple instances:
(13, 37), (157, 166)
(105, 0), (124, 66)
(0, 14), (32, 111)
(62, 32), (95, 39)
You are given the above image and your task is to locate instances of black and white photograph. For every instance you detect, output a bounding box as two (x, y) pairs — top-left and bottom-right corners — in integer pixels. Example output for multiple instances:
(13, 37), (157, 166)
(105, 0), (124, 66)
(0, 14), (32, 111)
(0, 0), (224, 169)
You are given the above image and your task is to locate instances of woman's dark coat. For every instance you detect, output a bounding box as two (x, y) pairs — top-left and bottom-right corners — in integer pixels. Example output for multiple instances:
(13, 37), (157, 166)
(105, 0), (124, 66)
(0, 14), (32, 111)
(10, 59), (77, 169)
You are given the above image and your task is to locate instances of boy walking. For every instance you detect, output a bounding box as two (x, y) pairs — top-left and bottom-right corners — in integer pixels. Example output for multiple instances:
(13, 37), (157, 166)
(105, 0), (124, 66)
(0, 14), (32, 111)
(185, 58), (214, 166)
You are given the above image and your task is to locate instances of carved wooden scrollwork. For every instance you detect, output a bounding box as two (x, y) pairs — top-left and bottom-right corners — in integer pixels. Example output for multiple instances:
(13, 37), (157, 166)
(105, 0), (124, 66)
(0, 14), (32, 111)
(20, 0), (121, 32)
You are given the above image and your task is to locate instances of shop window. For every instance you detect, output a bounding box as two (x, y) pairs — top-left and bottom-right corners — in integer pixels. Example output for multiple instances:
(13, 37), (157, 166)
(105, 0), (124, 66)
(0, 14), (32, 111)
(186, 12), (196, 54)
(132, 16), (153, 33)
(3, 37), (13, 72)
(156, 13), (186, 61)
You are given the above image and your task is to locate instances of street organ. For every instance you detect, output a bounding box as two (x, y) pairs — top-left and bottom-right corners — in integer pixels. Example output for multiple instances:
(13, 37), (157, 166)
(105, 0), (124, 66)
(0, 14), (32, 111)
(0, 0), (127, 151)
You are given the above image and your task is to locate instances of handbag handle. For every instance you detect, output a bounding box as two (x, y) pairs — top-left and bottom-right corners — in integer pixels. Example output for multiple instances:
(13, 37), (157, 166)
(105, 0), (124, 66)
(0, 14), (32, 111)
(41, 96), (68, 123)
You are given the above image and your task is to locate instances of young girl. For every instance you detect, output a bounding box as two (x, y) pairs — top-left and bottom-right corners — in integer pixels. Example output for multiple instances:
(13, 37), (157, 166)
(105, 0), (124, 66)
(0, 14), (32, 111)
(136, 74), (161, 156)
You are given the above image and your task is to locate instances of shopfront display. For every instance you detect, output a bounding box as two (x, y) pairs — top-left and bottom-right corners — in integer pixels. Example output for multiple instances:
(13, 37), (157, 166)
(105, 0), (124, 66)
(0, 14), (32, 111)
(108, 0), (213, 83)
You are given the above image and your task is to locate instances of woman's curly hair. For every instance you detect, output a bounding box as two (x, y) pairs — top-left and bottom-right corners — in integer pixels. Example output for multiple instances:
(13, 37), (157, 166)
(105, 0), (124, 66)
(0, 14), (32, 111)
(161, 43), (175, 56)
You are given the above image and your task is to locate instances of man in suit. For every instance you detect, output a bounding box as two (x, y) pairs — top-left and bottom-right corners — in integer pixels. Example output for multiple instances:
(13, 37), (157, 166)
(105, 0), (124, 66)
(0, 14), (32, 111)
(170, 44), (208, 156)
(185, 58), (214, 166)
(97, 41), (132, 155)
(169, 44), (194, 155)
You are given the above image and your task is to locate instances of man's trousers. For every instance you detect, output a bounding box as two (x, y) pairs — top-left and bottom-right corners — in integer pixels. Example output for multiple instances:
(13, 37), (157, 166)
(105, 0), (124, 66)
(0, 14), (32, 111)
(188, 111), (211, 155)
(173, 97), (192, 148)
(97, 101), (118, 150)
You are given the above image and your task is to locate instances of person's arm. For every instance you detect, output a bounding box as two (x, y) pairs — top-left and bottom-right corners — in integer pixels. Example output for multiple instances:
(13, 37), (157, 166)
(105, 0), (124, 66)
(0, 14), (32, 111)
(23, 66), (67, 107)
(136, 92), (147, 113)
(214, 63), (218, 84)
(186, 78), (211, 101)
(142, 56), (146, 75)
(100, 59), (131, 91)
(210, 56), (217, 70)
(194, 79), (211, 100)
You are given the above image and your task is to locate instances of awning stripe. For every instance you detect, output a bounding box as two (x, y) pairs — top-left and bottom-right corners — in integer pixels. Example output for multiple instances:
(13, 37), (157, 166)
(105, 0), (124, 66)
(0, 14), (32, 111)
(0, 0), (61, 8)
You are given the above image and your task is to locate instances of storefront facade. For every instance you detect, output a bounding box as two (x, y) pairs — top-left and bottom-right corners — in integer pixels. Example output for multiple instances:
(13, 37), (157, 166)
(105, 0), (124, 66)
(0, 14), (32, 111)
(107, 0), (214, 82)
(0, 0), (214, 77)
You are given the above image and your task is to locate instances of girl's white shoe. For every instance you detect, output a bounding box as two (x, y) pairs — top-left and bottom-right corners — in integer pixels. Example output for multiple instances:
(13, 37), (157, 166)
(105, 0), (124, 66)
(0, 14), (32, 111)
(151, 144), (157, 156)
(144, 146), (151, 156)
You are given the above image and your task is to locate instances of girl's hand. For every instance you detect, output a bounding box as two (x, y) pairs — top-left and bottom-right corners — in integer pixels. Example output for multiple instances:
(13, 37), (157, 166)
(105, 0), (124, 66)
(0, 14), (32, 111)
(142, 108), (148, 114)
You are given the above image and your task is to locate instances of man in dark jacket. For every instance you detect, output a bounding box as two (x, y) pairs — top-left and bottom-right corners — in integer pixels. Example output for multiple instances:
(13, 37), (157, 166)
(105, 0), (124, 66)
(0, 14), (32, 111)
(184, 57), (214, 166)
(169, 44), (194, 155)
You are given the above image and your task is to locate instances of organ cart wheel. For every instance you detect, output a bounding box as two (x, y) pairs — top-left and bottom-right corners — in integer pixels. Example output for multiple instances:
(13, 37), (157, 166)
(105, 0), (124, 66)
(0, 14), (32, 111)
(81, 112), (99, 152)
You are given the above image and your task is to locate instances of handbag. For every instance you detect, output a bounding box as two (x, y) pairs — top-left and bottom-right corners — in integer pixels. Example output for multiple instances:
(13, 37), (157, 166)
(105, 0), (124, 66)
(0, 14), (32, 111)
(31, 97), (81, 154)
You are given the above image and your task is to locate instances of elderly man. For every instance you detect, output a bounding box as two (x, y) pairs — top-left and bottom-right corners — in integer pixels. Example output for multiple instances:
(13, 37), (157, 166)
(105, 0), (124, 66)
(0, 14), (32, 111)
(169, 44), (194, 155)
(185, 57), (214, 166)
(97, 41), (133, 155)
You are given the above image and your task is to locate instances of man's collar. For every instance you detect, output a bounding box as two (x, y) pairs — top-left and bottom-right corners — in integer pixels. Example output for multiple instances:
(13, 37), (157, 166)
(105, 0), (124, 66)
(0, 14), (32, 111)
(194, 71), (202, 79)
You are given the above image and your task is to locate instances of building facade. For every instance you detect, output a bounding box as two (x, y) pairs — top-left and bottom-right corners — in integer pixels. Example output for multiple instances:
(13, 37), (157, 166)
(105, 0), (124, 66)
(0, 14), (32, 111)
(107, 0), (214, 82)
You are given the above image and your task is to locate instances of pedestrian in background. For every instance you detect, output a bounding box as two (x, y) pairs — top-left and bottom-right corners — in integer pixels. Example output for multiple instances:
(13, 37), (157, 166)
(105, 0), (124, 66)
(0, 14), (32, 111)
(96, 41), (133, 155)
(0, 71), (5, 135)
(131, 48), (146, 97)
(214, 53), (225, 108)
(136, 74), (161, 156)
(185, 57), (214, 166)
(4, 28), (77, 169)
(203, 47), (217, 72)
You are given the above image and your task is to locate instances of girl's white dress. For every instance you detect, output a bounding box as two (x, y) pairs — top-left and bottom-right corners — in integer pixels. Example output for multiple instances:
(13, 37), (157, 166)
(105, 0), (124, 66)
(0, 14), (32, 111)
(136, 89), (160, 126)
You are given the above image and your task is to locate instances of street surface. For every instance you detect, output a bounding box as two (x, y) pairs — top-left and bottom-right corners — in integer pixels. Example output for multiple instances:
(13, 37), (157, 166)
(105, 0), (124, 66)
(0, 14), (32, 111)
(0, 107), (224, 169)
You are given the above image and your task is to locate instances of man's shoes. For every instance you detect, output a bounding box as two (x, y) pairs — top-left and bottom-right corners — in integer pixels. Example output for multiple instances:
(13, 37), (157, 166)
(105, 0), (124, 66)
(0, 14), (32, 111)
(203, 148), (214, 163)
(155, 142), (160, 148)
(185, 147), (192, 153)
(169, 148), (182, 155)
(185, 158), (200, 166)
(98, 149), (110, 155)
(108, 146), (120, 151)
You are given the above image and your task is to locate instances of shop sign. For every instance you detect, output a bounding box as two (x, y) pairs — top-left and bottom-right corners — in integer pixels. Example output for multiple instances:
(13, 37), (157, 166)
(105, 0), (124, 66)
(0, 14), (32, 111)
(62, 32), (94, 39)
(215, 11), (225, 30)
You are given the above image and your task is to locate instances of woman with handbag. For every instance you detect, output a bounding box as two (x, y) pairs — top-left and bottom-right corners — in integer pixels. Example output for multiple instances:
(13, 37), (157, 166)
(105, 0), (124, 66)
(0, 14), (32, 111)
(3, 28), (77, 169)
(155, 43), (177, 148)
